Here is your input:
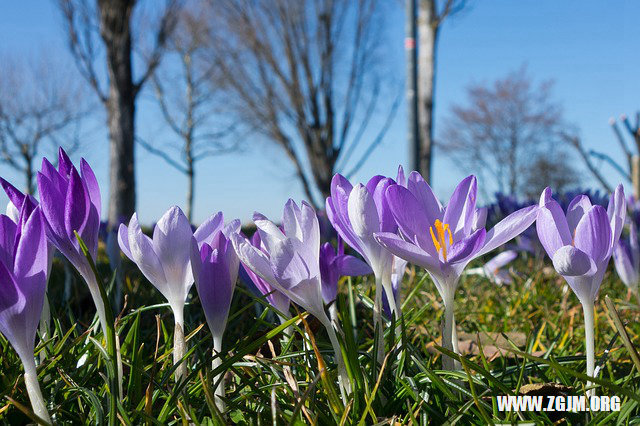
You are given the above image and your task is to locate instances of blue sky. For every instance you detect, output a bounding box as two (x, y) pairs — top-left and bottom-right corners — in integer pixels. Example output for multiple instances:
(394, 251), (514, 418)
(0, 0), (638, 225)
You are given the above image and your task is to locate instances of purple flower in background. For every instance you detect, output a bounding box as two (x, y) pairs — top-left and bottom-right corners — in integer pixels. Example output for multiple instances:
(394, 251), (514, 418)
(465, 250), (518, 286)
(241, 231), (291, 321)
(191, 227), (240, 411)
(536, 185), (625, 395)
(36, 148), (104, 329)
(374, 173), (537, 369)
(0, 204), (52, 424)
(613, 220), (640, 298)
(319, 239), (371, 305)
(231, 199), (350, 396)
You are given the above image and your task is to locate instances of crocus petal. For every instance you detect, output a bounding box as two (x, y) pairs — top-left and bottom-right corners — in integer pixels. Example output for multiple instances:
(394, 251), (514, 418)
(478, 205), (538, 257)
(536, 201), (571, 258)
(348, 184), (380, 238)
(270, 238), (314, 289)
(443, 175), (477, 240)
(326, 174), (364, 254)
(282, 199), (303, 241)
(117, 223), (134, 260)
(0, 259), (29, 359)
(385, 184), (436, 255)
(5, 201), (20, 224)
(472, 207), (488, 231)
(80, 158), (101, 218)
(300, 201), (320, 260)
(194, 211), (224, 246)
(552, 245), (593, 276)
(58, 147), (74, 178)
(254, 212), (286, 252)
(64, 167), (90, 242)
(0, 177), (26, 212)
(396, 165), (406, 187)
(127, 213), (167, 287)
(37, 172), (67, 240)
(0, 215), (17, 269)
(630, 221), (640, 268)
(230, 233), (278, 287)
(374, 232), (441, 272)
(484, 250), (518, 272)
(152, 206), (194, 297)
(613, 240), (638, 289)
(447, 228), (486, 264)
(407, 171), (443, 225)
(607, 184), (626, 251)
(566, 195), (592, 232)
(573, 205), (611, 264)
(336, 255), (372, 277)
(373, 178), (397, 233)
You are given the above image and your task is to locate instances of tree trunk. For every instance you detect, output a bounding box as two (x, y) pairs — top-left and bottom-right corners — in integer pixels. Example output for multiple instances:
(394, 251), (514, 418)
(406, 0), (420, 174)
(417, 0), (438, 183)
(417, 0), (438, 184)
(24, 153), (34, 195)
(186, 162), (194, 223)
(99, 0), (137, 227)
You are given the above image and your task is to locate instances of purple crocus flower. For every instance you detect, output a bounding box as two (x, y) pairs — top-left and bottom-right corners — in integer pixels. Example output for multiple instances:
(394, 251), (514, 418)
(191, 227), (240, 411)
(374, 173), (537, 369)
(537, 186), (625, 395)
(230, 199), (350, 396)
(0, 204), (52, 424)
(326, 167), (406, 360)
(613, 220), (640, 298)
(36, 148), (104, 329)
(241, 231), (291, 322)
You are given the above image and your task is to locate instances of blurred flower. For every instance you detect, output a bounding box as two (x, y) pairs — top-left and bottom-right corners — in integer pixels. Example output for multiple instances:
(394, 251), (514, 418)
(466, 250), (518, 286)
(0, 204), (52, 424)
(191, 226), (240, 412)
(36, 148), (105, 330)
(375, 173), (537, 369)
(231, 199), (350, 396)
(613, 221), (640, 297)
(536, 185), (625, 395)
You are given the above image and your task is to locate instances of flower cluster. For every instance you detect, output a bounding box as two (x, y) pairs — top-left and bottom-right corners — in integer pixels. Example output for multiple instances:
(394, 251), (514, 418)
(0, 148), (630, 420)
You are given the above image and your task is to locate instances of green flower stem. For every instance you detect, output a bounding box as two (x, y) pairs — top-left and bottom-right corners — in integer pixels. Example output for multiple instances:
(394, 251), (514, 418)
(582, 299), (596, 397)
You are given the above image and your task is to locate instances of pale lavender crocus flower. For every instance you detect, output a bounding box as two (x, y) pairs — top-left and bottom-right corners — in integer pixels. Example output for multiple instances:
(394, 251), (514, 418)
(374, 173), (537, 369)
(536, 186), (625, 395)
(36, 148), (104, 331)
(230, 199), (350, 397)
(326, 167), (406, 360)
(191, 224), (240, 412)
(613, 220), (640, 300)
(0, 204), (52, 424)
(319, 239), (371, 324)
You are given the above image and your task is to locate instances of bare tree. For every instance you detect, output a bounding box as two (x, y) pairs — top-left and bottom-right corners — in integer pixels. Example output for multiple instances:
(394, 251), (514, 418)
(0, 54), (87, 194)
(521, 151), (580, 200)
(140, 7), (237, 221)
(210, 0), (400, 207)
(439, 67), (571, 197)
(58, 0), (181, 226)
(563, 113), (640, 197)
(411, 0), (465, 184)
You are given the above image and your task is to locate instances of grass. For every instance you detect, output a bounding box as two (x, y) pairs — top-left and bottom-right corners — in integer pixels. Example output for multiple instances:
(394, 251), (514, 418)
(0, 248), (639, 424)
